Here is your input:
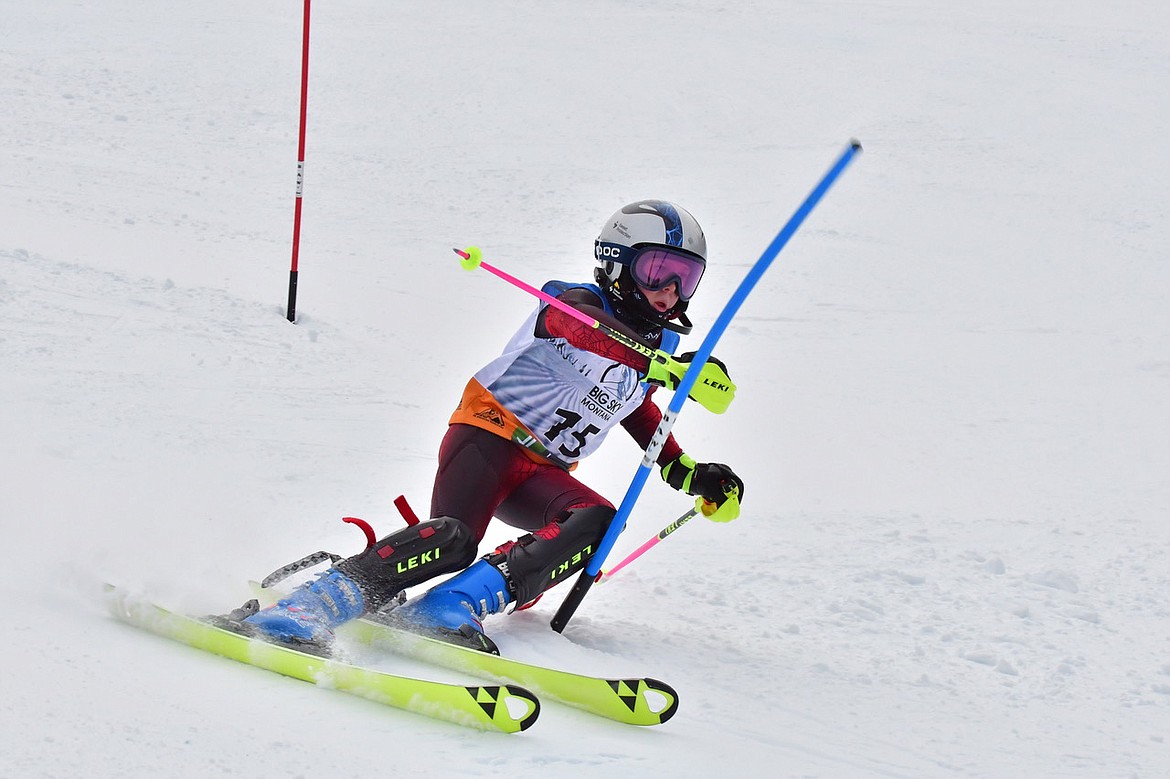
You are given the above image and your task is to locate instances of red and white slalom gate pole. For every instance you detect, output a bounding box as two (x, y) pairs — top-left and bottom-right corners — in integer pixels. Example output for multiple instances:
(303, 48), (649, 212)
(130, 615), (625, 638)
(286, 0), (311, 323)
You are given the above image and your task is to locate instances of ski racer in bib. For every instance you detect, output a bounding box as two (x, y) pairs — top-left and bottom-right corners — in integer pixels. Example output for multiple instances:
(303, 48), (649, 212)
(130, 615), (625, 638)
(243, 200), (745, 652)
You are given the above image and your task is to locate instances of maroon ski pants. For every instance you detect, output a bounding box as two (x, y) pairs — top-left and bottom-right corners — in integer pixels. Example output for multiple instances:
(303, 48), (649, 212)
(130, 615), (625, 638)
(430, 424), (613, 540)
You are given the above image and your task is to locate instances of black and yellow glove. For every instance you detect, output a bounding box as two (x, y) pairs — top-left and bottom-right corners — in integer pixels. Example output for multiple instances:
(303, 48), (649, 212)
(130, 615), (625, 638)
(644, 351), (736, 414)
(661, 454), (744, 522)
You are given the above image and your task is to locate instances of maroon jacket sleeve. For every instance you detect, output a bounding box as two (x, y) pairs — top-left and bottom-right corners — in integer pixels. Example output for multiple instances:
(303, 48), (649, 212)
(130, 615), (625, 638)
(620, 386), (685, 467)
(537, 289), (653, 372)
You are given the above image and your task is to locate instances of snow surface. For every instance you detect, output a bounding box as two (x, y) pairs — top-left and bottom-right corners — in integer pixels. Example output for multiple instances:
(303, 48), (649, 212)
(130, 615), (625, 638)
(3, 1), (1169, 776)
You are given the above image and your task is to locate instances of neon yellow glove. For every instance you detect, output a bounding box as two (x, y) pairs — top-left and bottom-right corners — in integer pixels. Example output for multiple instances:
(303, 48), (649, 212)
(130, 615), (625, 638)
(661, 455), (744, 522)
(644, 351), (736, 414)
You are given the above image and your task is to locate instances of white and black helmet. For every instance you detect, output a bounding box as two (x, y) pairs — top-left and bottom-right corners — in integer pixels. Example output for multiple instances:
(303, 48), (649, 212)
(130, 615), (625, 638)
(594, 200), (707, 335)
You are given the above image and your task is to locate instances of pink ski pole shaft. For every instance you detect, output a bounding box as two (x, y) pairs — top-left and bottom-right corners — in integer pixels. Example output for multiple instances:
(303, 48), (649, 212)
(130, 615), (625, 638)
(453, 247), (669, 366)
(599, 506), (701, 582)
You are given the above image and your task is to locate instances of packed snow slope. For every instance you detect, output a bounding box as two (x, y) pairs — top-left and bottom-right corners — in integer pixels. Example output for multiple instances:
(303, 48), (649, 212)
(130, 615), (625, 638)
(3, 1), (1169, 777)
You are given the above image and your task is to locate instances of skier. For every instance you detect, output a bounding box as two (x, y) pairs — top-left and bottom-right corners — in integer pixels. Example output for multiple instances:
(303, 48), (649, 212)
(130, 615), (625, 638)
(243, 200), (745, 652)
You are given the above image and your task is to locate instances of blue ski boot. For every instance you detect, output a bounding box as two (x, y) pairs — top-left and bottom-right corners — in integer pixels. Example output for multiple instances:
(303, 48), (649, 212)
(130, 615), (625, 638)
(388, 560), (512, 654)
(244, 568), (366, 647)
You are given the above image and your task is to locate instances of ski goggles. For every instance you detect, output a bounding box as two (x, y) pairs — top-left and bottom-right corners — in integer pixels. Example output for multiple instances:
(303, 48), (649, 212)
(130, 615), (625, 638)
(628, 246), (707, 301)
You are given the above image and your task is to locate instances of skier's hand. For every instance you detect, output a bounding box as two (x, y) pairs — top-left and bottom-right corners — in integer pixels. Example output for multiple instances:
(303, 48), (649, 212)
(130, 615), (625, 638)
(644, 351), (736, 414)
(661, 456), (744, 522)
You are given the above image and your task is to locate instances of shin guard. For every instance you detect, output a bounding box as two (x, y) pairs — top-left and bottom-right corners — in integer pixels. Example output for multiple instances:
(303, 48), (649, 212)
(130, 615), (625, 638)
(336, 516), (477, 610)
(488, 505), (614, 607)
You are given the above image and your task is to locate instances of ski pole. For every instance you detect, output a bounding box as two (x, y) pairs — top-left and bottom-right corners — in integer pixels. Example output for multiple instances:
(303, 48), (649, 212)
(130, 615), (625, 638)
(602, 495), (735, 582)
(551, 139), (863, 633)
(599, 505), (702, 582)
(453, 247), (671, 368)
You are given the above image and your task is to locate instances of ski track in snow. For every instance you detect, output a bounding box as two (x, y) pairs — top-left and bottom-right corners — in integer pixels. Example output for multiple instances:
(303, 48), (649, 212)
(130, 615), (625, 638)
(4, 1), (1170, 777)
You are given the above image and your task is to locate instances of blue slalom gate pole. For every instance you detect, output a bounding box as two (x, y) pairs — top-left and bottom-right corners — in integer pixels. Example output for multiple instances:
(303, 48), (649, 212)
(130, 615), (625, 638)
(551, 139), (863, 633)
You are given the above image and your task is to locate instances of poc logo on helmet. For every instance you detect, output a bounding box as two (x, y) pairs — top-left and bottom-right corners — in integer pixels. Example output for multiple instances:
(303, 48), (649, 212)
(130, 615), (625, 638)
(595, 244), (622, 259)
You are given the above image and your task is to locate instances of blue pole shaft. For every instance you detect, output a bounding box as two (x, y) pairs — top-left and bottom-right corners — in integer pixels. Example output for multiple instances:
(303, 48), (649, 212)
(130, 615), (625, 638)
(551, 139), (862, 632)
